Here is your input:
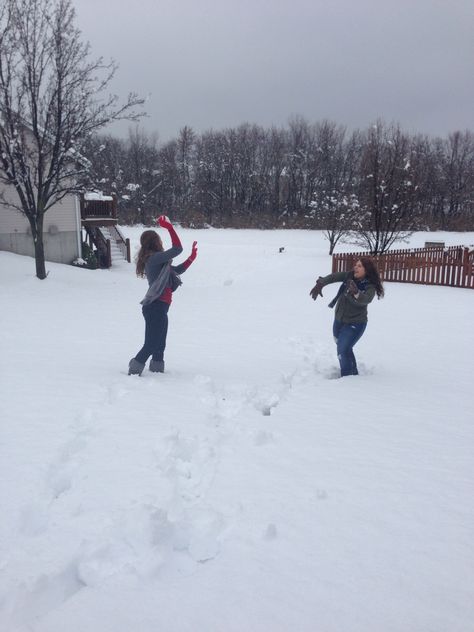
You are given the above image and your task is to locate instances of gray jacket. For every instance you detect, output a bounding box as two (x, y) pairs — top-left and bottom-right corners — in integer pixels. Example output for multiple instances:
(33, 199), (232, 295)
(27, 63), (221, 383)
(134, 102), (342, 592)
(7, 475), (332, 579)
(140, 245), (183, 306)
(321, 272), (376, 323)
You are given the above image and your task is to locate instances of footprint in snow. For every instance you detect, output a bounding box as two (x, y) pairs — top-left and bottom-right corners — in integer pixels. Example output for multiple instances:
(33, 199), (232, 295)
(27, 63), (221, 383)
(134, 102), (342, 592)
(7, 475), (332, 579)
(263, 523), (278, 541)
(6, 562), (85, 626)
(172, 507), (224, 563)
(254, 430), (275, 447)
(252, 389), (279, 416)
(45, 428), (92, 501)
(154, 432), (217, 502)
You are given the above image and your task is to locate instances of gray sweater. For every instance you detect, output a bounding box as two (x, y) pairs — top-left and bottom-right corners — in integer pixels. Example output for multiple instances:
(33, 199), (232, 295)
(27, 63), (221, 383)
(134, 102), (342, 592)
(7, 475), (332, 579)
(145, 245), (183, 285)
(140, 245), (184, 306)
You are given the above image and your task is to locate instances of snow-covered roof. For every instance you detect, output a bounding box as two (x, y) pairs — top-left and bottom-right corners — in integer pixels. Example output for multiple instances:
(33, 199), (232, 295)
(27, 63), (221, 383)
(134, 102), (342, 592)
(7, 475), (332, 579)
(84, 191), (114, 201)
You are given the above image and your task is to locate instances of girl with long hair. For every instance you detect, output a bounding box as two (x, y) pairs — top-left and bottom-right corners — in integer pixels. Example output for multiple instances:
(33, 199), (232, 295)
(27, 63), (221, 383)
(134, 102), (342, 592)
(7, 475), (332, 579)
(128, 215), (197, 376)
(309, 257), (384, 377)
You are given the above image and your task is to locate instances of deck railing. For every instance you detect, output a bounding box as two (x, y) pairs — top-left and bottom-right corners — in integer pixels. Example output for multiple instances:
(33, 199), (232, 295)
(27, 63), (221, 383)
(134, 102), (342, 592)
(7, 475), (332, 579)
(80, 194), (117, 220)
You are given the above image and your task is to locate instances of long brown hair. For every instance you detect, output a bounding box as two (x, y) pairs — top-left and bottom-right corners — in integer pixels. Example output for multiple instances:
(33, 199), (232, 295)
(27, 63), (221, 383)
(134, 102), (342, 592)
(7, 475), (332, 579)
(135, 230), (163, 277)
(359, 257), (384, 298)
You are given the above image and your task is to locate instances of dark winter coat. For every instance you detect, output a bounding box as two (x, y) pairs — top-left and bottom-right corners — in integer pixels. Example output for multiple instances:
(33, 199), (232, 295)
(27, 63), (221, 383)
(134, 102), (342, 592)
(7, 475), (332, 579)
(320, 271), (376, 323)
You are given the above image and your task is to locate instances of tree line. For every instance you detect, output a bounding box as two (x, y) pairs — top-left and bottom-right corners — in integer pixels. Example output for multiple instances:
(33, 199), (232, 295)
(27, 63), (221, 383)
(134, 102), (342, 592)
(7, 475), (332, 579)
(2, 0), (473, 283)
(84, 119), (474, 253)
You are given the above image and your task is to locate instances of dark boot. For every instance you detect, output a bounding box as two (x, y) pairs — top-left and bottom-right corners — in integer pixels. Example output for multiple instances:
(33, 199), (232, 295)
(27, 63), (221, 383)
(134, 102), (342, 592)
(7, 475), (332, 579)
(128, 358), (145, 376)
(149, 359), (165, 373)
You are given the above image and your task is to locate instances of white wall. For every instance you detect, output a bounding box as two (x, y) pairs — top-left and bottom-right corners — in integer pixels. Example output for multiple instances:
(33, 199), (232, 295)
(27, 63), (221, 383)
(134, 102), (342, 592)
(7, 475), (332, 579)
(0, 183), (80, 263)
(0, 183), (77, 234)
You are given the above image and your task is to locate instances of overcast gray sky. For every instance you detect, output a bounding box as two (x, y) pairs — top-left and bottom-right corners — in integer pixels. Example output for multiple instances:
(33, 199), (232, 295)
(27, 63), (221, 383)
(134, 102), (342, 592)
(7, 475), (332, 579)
(73, 0), (474, 140)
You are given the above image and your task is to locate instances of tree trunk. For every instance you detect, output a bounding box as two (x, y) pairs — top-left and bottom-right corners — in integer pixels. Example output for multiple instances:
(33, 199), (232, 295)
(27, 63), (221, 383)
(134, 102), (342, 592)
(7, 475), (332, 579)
(30, 216), (47, 280)
(34, 237), (47, 279)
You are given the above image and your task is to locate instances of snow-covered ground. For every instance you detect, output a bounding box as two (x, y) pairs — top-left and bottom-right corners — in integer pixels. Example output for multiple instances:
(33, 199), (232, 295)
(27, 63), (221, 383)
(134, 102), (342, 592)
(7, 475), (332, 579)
(1, 229), (473, 632)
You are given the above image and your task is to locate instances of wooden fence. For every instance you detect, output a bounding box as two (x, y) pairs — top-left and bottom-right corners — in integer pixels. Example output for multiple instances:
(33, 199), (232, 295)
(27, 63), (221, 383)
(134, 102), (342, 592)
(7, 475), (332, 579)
(332, 246), (474, 289)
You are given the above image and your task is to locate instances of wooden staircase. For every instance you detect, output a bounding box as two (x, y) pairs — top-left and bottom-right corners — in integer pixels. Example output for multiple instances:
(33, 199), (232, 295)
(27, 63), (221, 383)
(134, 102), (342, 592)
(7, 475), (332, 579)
(100, 226), (130, 264)
(83, 224), (131, 268)
(80, 193), (131, 268)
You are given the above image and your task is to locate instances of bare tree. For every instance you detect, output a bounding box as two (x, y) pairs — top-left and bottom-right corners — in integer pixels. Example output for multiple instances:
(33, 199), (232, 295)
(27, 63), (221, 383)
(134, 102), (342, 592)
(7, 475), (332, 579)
(265, 126), (287, 220)
(176, 125), (195, 214)
(125, 127), (160, 223)
(284, 116), (318, 217)
(310, 122), (361, 254)
(0, 0), (144, 278)
(194, 130), (230, 225)
(444, 131), (474, 228)
(84, 133), (127, 198)
(353, 122), (421, 254)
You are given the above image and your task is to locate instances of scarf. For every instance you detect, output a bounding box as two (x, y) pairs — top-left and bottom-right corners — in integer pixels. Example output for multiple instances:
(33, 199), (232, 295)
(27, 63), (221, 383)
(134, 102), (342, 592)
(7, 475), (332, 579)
(140, 263), (182, 306)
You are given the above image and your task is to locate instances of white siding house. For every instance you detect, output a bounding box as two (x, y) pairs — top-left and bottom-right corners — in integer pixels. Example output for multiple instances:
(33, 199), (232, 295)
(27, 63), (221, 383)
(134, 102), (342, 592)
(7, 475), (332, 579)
(1, 120), (128, 267)
(0, 184), (82, 264)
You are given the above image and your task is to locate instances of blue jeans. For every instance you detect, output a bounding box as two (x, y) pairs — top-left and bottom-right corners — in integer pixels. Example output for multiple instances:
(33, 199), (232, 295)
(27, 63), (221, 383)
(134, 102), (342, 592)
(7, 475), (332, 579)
(135, 300), (170, 364)
(332, 320), (367, 377)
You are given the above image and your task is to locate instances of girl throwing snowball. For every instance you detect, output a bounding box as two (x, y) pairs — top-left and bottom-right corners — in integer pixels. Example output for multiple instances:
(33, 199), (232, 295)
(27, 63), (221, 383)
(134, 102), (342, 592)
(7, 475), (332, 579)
(128, 215), (197, 376)
(310, 257), (384, 377)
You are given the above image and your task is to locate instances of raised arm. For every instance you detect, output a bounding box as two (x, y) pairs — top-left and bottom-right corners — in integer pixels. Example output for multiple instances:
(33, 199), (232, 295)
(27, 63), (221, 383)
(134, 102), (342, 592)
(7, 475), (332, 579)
(148, 215), (183, 265)
(172, 241), (198, 275)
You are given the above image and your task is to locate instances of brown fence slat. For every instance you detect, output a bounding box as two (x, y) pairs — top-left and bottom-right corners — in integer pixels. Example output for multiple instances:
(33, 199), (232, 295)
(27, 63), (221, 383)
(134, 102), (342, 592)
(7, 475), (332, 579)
(332, 246), (474, 290)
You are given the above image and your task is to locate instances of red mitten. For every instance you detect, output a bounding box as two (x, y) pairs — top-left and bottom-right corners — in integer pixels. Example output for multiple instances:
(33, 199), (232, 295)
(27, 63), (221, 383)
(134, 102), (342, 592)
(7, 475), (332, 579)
(157, 215), (173, 229)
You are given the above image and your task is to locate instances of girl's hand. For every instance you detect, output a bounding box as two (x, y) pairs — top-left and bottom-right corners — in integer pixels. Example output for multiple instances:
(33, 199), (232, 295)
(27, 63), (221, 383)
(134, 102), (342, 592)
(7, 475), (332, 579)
(309, 278), (323, 300)
(191, 241), (198, 259)
(348, 280), (359, 296)
(157, 215), (172, 229)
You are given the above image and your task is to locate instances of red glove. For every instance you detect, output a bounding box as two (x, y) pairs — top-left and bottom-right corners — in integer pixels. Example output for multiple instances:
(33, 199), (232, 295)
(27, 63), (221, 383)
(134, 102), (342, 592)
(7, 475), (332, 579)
(190, 241), (198, 261)
(157, 215), (173, 229)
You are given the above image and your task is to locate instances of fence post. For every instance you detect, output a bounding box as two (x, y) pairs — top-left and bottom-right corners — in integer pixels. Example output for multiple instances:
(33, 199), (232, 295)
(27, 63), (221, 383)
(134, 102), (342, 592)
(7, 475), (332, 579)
(462, 247), (468, 288)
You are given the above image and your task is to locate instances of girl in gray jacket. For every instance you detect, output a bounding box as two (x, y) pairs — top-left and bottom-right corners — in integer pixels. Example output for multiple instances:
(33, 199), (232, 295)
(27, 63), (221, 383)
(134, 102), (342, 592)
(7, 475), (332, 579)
(310, 257), (384, 377)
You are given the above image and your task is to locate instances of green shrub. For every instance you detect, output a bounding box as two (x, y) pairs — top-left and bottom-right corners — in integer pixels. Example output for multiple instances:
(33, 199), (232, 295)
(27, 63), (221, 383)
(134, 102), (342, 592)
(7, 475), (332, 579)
(71, 242), (98, 269)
